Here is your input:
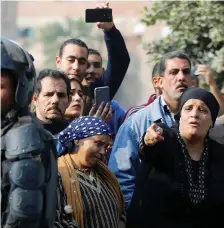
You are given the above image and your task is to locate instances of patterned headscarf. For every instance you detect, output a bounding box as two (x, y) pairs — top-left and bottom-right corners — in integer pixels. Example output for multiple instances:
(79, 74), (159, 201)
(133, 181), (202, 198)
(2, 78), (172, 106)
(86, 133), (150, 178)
(59, 116), (112, 151)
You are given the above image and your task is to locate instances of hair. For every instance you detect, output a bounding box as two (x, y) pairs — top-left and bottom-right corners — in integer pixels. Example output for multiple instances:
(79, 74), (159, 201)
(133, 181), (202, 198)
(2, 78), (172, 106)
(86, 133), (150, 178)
(152, 62), (160, 79)
(88, 48), (102, 63)
(59, 38), (89, 58)
(69, 77), (84, 91)
(35, 69), (71, 96)
(88, 48), (101, 57)
(158, 51), (191, 77)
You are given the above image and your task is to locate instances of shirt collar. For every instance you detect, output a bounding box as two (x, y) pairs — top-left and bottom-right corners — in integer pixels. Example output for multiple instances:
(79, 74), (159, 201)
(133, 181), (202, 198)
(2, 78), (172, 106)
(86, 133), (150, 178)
(160, 95), (172, 114)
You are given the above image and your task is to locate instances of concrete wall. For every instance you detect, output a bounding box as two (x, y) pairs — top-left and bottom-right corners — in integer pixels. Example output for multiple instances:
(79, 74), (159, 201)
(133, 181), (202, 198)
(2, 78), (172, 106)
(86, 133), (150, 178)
(1, 1), (18, 40)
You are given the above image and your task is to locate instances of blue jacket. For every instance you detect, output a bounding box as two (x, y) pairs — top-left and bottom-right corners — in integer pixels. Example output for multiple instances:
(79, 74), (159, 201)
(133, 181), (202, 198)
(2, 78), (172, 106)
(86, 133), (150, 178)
(109, 100), (125, 137)
(108, 96), (175, 210)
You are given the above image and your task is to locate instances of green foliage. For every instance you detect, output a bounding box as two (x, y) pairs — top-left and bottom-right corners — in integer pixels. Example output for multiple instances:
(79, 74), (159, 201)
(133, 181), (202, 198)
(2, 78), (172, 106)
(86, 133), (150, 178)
(142, 1), (224, 89)
(39, 17), (96, 69)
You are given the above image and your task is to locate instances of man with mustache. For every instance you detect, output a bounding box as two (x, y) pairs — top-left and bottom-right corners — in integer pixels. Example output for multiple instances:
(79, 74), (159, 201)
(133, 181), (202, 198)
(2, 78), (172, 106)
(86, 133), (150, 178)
(108, 51), (193, 210)
(33, 69), (71, 138)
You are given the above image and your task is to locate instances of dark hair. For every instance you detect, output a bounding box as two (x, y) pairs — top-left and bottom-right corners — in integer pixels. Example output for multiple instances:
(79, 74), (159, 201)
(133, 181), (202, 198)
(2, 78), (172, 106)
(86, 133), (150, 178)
(69, 77), (84, 91)
(35, 69), (71, 96)
(88, 48), (101, 57)
(88, 48), (102, 62)
(152, 62), (160, 79)
(59, 38), (88, 58)
(158, 51), (191, 77)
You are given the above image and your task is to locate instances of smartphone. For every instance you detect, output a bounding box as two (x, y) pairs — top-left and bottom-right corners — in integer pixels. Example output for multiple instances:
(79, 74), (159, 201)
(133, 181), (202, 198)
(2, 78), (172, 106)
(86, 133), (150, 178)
(94, 86), (110, 108)
(85, 8), (112, 23)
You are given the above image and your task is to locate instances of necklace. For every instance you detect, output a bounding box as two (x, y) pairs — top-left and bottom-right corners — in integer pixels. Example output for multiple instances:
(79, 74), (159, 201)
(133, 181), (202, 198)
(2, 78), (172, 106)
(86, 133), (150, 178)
(69, 154), (101, 194)
(176, 132), (208, 205)
(76, 169), (102, 194)
(69, 154), (90, 172)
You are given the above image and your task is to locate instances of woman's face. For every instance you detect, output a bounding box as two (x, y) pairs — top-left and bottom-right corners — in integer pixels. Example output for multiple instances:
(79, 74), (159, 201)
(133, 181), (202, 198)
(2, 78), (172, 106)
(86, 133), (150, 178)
(64, 80), (84, 119)
(179, 99), (212, 140)
(76, 135), (112, 168)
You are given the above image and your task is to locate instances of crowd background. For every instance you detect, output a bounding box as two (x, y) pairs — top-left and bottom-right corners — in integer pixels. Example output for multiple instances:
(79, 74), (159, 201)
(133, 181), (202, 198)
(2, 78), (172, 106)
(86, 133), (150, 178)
(2, 1), (223, 116)
(4, 1), (223, 116)
(1, 1), (224, 227)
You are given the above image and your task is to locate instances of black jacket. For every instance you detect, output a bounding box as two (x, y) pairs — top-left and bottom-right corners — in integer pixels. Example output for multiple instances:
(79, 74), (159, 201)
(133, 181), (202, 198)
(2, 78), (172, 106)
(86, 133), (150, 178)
(83, 26), (130, 115)
(1, 109), (58, 228)
(127, 124), (224, 228)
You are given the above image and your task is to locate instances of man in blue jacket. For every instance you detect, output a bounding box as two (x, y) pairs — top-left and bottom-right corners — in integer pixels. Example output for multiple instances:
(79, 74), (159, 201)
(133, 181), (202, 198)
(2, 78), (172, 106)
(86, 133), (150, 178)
(108, 51), (193, 210)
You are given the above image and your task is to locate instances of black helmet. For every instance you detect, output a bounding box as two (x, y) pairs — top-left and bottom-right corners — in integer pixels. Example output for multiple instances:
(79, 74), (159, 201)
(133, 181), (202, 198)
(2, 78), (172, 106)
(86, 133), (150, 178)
(1, 37), (36, 109)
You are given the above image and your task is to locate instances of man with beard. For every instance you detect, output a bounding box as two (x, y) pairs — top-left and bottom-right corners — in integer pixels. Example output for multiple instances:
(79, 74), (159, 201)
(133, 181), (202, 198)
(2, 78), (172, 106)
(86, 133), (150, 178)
(55, 2), (130, 116)
(108, 51), (193, 210)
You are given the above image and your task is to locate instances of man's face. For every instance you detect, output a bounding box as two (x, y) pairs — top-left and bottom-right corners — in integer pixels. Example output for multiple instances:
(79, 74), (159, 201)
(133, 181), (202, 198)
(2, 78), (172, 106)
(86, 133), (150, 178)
(161, 58), (192, 101)
(1, 71), (15, 117)
(86, 54), (104, 86)
(34, 76), (69, 122)
(56, 44), (88, 82)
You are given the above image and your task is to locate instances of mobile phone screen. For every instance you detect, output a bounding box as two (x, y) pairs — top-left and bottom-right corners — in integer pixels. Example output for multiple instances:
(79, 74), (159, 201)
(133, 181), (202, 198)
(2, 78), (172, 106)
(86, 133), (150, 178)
(85, 8), (112, 23)
(94, 86), (110, 108)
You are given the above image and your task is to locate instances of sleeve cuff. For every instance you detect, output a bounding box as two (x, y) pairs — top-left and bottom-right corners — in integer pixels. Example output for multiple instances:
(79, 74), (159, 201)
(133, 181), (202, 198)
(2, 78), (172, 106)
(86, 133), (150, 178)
(104, 25), (117, 36)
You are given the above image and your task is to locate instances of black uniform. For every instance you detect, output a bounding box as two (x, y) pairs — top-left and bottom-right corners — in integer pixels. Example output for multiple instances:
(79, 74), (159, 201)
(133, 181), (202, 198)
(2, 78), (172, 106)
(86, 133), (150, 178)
(1, 37), (58, 228)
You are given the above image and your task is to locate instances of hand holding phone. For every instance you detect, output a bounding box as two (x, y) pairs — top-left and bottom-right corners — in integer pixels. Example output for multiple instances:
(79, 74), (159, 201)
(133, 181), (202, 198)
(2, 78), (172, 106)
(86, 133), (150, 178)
(85, 2), (114, 32)
(94, 86), (110, 108)
(85, 8), (112, 23)
(89, 102), (112, 123)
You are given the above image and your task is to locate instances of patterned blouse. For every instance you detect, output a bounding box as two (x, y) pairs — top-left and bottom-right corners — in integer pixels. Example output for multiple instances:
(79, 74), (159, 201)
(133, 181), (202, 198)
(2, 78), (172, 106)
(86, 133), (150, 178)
(76, 169), (120, 228)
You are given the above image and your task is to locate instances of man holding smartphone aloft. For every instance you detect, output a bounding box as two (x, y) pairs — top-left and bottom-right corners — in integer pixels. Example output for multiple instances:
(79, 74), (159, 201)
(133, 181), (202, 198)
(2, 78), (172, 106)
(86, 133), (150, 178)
(55, 2), (130, 118)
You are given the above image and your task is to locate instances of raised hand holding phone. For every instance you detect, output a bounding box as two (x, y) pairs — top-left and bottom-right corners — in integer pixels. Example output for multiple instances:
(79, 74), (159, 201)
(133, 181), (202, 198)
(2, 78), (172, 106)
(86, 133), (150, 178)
(96, 2), (114, 31)
(89, 102), (112, 123)
(85, 2), (114, 32)
(94, 86), (110, 108)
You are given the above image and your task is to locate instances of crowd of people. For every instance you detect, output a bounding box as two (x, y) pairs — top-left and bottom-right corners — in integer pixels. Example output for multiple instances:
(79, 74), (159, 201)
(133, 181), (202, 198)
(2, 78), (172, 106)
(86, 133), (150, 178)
(1, 2), (224, 228)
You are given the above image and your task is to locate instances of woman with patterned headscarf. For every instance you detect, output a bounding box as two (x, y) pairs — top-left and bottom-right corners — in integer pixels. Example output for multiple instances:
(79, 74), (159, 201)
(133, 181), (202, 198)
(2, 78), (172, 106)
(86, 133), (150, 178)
(127, 87), (224, 228)
(57, 116), (125, 228)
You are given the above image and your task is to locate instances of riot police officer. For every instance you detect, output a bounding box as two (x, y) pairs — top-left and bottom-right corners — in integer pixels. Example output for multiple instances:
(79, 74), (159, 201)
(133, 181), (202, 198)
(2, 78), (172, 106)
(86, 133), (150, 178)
(1, 37), (58, 228)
